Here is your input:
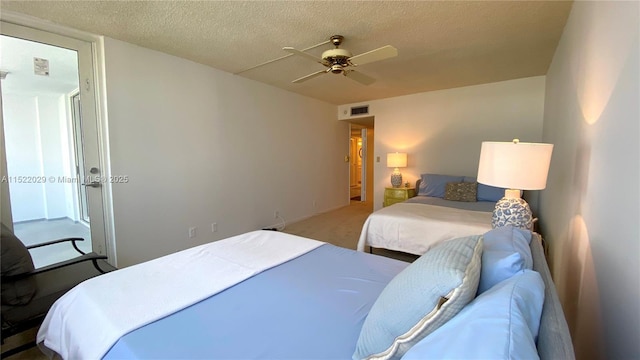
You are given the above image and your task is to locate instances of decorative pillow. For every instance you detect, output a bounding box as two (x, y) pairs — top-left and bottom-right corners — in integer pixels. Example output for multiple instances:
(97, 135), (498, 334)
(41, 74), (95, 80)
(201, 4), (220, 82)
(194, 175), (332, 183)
(478, 251), (524, 294)
(444, 182), (477, 202)
(477, 183), (507, 202)
(401, 270), (545, 360)
(1, 223), (37, 305)
(483, 226), (533, 267)
(417, 174), (465, 198)
(353, 235), (483, 360)
(477, 226), (533, 294)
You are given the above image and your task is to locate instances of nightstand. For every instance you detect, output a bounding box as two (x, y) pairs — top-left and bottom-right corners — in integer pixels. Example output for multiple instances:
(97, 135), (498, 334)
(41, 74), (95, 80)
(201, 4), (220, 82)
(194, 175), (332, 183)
(383, 187), (416, 207)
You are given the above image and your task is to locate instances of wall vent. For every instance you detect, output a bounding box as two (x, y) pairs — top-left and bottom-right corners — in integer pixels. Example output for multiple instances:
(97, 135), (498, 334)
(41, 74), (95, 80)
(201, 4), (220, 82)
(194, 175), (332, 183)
(350, 105), (369, 116)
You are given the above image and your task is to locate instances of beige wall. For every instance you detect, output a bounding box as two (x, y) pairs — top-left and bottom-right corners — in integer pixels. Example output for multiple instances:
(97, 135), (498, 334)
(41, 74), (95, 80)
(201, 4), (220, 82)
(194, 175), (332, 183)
(539, 1), (639, 358)
(104, 38), (348, 267)
(343, 76), (546, 210)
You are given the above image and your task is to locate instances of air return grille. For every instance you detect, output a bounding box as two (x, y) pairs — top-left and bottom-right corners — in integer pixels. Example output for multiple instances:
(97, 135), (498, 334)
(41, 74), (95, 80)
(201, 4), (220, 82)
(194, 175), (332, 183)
(350, 105), (369, 116)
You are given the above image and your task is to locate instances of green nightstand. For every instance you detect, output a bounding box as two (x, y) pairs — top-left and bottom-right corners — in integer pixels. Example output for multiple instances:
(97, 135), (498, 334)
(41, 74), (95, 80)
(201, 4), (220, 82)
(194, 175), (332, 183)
(383, 187), (416, 207)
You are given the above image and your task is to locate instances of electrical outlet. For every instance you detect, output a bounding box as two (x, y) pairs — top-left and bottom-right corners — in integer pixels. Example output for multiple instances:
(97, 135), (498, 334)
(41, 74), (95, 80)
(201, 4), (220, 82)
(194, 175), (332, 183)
(274, 211), (280, 219)
(211, 223), (218, 233)
(188, 227), (197, 238)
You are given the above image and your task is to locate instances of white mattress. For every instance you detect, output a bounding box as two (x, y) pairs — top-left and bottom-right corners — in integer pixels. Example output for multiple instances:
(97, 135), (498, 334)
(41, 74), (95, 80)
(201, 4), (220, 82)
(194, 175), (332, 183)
(358, 202), (493, 255)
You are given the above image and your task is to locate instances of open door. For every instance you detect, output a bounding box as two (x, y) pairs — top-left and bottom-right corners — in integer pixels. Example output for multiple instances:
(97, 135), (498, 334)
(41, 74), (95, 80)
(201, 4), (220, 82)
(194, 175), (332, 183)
(0, 22), (109, 266)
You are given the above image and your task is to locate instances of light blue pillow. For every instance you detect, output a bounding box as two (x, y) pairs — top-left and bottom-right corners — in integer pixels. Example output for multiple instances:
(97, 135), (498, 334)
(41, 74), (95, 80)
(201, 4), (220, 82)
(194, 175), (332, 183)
(483, 226), (533, 267)
(417, 174), (465, 197)
(353, 235), (483, 360)
(478, 226), (533, 294)
(401, 270), (545, 360)
(477, 183), (507, 202)
(478, 251), (524, 294)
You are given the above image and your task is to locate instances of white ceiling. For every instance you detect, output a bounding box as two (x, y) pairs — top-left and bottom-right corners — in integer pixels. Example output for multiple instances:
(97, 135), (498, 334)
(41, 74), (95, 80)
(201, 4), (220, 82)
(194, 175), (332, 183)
(0, 1), (573, 105)
(0, 35), (79, 95)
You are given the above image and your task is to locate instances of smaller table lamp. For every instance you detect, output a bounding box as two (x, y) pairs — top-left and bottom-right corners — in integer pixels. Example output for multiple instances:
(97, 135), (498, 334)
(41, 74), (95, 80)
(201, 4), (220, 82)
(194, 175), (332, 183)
(477, 139), (553, 230)
(387, 152), (407, 188)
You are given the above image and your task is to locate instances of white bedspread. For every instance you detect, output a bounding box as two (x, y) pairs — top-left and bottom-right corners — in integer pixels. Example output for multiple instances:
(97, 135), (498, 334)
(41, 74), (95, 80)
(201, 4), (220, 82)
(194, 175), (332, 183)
(357, 203), (492, 255)
(37, 231), (323, 360)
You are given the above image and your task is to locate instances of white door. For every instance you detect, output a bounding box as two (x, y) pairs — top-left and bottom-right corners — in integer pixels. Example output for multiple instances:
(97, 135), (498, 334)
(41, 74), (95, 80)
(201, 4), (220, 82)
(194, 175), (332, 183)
(0, 22), (108, 262)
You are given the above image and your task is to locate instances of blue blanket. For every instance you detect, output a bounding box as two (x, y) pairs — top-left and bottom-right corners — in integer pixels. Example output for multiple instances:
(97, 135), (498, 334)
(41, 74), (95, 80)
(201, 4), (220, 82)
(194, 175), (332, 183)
(104, 244), (408, 359)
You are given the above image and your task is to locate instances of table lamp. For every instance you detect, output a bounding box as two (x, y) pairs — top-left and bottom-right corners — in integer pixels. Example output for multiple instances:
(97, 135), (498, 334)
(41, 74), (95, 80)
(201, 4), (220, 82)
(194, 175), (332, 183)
(387, 152), (407, 188)
(477, 139), (553, 230)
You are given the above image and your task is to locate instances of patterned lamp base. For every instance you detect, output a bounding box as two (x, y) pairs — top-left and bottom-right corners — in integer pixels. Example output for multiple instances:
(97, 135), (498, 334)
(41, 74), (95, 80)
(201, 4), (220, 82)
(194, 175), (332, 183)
(390, 173), (403, 188)
(492, 197), (534, 231)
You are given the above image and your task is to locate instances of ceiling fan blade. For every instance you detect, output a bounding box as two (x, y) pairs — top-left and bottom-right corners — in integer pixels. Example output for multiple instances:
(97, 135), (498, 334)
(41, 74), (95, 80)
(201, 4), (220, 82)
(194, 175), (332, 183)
(292, 69), (328, 84)
(348, 45), (398, 66)
(283, 47), (329, 66)
(344, 70), (376, 86)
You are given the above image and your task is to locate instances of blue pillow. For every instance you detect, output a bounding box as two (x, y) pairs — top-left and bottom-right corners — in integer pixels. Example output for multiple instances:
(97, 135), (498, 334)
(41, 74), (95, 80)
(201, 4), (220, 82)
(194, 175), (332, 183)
(477, 183), (507, 202)
(353, 235), (483, 360)
(418, 174), (465, 197)
(483, 226), (533, 267)
(463, 176), (477, 183)
(401, 270), (545, 360)
(478, 226), (533, 294)
(478, 251), (524, 294)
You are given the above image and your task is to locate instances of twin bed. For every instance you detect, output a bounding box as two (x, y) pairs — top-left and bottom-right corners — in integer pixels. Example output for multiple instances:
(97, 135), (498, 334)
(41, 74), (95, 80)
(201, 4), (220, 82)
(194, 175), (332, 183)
(358, 174), (500, 255)
(36, 227), (574, 359)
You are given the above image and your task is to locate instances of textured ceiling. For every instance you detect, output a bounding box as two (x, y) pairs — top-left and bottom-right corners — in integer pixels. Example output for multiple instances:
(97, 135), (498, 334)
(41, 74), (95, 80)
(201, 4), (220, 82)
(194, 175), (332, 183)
(0, 1), (573, 105)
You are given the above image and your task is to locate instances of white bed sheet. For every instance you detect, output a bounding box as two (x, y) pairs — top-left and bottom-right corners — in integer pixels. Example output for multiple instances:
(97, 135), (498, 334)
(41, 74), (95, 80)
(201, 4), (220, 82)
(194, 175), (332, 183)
(37, 231), (323, 360)
(357, 202), (492, 255)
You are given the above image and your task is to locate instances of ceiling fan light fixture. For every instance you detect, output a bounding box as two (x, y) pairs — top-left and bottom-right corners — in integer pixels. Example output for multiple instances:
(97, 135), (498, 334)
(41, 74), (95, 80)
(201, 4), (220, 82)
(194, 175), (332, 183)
(330, 65), (344, 74)
(283, 35), (398, 85)
(322, 48), (352, 61)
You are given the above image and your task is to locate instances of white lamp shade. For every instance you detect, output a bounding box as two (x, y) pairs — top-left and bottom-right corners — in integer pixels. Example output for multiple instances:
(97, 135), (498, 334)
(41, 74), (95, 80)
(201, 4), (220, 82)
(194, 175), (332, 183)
(387, 152), (407, 168)
(477, 141), (553, 190)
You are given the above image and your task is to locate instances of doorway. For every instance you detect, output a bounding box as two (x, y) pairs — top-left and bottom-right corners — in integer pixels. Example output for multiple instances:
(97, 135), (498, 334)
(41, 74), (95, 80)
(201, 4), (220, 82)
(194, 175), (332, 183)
(350, 125), (365, 201)
(348, 117), (374, 207)
(0, 22), (109, 267)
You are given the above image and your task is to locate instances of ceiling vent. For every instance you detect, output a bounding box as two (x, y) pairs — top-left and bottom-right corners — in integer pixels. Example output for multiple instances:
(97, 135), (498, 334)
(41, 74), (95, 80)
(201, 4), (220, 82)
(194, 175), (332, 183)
(350, 105), (369, 116)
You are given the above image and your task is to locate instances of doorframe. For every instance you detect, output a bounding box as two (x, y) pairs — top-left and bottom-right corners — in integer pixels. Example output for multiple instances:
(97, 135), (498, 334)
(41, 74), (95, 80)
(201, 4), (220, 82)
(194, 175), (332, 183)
(70, 90), (90, 225)
(346, 116), (375, 204)
(1, 11), (116, 265)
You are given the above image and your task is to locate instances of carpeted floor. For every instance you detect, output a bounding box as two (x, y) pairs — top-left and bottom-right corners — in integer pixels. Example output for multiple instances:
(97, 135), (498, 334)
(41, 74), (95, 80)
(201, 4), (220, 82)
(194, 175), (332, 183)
(282, 200), (373, 249)
(1, 201), (417, 358)
(283, 200), (419, 263)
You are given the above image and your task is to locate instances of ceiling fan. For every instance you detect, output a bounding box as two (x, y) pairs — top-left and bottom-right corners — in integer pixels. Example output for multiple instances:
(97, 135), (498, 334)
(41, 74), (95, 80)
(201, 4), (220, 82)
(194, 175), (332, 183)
(283, 35), (398, 85)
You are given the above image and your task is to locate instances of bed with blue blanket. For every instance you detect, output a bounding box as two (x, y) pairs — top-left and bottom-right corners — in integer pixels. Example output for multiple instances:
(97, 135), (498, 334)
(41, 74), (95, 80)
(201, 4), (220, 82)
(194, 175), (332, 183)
(358, 174), (504, 255)
(37, 229), (574, 360)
